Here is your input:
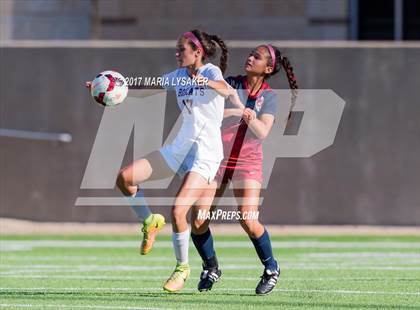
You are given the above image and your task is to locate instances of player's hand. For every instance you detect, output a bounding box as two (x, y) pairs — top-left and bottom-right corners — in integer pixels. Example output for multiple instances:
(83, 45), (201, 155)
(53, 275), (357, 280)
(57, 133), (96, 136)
(85, 81), (92, 89)
(243, 107), (256, 123)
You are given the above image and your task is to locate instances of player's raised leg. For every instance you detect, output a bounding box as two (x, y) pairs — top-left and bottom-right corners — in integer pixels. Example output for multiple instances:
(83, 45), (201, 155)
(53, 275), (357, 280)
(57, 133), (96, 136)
(117, 151), (173, 255)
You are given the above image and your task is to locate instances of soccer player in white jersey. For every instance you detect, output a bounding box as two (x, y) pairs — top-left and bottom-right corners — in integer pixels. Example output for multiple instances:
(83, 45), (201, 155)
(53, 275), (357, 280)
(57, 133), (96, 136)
(113, 29), (229, 292)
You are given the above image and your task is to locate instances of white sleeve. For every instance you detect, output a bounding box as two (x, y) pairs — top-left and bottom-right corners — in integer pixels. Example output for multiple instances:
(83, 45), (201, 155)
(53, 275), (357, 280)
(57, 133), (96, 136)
(207, 65), (224, 81)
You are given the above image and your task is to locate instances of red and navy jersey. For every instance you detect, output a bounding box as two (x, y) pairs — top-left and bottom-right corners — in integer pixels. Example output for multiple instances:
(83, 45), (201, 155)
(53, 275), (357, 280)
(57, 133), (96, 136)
(220, 75), (278, 171)
(224, 75), (277, 117)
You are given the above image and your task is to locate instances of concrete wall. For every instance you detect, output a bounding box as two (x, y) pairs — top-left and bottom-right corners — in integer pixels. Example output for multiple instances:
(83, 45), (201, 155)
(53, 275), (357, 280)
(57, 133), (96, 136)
(1, 0), (349, 40)
(6, 0), (91, 40)
(0, 42), (419, 225)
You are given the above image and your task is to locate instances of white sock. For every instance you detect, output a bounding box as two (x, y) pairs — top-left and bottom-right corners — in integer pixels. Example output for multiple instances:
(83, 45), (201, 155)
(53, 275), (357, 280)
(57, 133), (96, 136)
(172, 229), (190, 264)
(128, 189), (152, 221)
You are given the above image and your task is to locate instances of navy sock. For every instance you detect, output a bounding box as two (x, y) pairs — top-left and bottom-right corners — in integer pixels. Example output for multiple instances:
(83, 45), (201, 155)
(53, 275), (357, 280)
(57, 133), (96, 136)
(250, 228), (277, 270)
(191, 229), (218, 268)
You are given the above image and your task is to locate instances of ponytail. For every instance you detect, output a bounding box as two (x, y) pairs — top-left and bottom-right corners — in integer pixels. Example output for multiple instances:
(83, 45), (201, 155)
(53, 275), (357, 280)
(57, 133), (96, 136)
(209, 34), (228, 74)
(280, 56), (298, 114)
(265, 45), (298, 119)
(185, 29), (229, 74)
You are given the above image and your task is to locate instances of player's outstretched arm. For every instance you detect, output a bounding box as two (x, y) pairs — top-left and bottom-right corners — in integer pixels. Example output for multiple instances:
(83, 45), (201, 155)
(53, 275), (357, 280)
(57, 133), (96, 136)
(224, 108), (244, 118)
(191, 71), (230, 98)
(206, 79), (230, 97)
(227, 88), (246, 109)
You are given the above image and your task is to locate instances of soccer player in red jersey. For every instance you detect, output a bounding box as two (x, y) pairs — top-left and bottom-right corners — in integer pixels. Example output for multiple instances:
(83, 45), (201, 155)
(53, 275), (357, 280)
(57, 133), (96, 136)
(190, 44), (298, 295)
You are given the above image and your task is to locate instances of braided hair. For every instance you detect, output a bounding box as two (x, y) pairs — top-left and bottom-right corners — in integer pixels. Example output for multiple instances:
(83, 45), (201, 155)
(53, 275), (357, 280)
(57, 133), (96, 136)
(264, 45), (298, 119)
(186, 29), (228, 74)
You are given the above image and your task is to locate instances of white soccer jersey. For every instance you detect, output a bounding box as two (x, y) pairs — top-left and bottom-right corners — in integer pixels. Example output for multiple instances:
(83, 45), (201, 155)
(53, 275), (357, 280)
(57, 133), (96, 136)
(161, 63), (225, 163)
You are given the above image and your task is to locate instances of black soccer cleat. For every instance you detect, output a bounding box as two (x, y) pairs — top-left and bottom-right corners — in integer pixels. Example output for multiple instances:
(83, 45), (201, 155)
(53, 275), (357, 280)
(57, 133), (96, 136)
(197, 267), (222, 291)
(255, 265), (280, 295)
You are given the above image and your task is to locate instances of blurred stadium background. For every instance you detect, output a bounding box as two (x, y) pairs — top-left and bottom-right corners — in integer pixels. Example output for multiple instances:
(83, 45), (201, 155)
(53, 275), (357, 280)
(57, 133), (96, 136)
(0, 0), (419, 226)
(1, 1), (419, 309)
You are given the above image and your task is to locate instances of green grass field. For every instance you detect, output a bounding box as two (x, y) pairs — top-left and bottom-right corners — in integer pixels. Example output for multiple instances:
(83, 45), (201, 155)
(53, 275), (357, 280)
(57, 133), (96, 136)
(0, 234), (419, 309)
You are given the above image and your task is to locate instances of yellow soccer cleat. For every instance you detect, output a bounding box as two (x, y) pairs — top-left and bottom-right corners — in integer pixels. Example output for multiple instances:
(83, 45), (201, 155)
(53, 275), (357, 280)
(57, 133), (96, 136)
(140, 213), (165, 255)
(163, 262), (190, 292)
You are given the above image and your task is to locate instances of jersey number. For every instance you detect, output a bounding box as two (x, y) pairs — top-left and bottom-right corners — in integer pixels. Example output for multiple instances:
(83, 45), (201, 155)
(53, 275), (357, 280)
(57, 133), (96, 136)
(182, 99), (193, 114)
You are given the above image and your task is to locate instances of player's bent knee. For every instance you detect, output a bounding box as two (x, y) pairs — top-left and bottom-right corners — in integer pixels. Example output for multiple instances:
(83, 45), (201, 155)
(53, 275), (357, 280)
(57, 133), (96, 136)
(191, 218), (208, 234)
(116, 169), (136, 196)
(239, 218), (260, 236)
(172, 206), (187, 224)
(239, 218), (252, 227)
(116, 171), (127, 191)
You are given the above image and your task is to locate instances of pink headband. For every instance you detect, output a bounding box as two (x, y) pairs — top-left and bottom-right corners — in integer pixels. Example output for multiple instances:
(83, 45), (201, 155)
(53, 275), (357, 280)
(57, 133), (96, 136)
(266, 44), (276, 68)
(183, 32), (206, 57)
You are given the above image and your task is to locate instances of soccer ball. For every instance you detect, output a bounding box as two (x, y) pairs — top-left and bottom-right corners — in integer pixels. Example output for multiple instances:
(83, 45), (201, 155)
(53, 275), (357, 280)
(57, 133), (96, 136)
(90, 70), (128, 107)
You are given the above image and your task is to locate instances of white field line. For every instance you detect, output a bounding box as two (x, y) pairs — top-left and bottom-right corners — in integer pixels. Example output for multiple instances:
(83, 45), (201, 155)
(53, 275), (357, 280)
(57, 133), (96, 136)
(1, 240), (419, 251)
(2, 258), (419, 266)
(3, 256), (255, 262)
(305, 253), (420, 258)
(0, 304), (174, 310)
(1, 259), (418, 268)
(0, 274), (418, 282)
(1, 252), (419, 261)
(2, 261), (419, 271)
(1, 262), (419, 269)
(1, 287), (419, 296)
(2, 260), (418, 267)
(276, 288), (420, 296)
(1, 264), (419, 273)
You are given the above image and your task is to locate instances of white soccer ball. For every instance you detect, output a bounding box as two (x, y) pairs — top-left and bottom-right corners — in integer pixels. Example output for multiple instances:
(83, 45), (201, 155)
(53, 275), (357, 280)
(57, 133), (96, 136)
(90, 70), (128, 107)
